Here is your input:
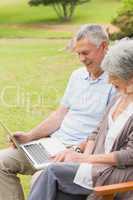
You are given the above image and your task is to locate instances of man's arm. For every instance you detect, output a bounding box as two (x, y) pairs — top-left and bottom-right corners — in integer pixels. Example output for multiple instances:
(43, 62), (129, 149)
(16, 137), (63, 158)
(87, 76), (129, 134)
(28, 105), (68, 139)
(13, 105), (68, 144)
(13, 71), (75, 145)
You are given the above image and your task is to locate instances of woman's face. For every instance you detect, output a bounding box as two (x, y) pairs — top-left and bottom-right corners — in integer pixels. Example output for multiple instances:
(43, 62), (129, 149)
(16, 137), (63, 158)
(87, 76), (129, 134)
(109, 74), (132, 94)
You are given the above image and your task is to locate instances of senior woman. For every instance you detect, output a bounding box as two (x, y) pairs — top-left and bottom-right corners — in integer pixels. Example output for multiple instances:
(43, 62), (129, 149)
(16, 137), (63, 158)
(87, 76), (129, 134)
(28, 39), (133, 200)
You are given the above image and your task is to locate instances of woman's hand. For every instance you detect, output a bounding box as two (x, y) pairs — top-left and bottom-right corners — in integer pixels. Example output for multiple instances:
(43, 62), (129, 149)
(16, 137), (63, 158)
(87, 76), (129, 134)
(51, 149), (74, 162)
(64, 151), (89, 163)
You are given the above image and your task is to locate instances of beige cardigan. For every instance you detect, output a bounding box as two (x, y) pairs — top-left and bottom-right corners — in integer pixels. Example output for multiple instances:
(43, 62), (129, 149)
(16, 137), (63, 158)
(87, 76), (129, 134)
(87, 99), (133, 200)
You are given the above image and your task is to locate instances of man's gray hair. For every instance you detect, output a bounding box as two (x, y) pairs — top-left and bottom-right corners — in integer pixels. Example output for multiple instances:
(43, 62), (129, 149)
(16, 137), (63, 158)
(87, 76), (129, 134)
(73, 24), (109, 47)
(101, 38), (133, 80)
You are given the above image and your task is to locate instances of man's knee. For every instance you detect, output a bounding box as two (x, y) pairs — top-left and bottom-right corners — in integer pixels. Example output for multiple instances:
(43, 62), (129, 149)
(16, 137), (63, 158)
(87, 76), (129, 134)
(0, 148), (14, 172)
(0, 147), (30, 174)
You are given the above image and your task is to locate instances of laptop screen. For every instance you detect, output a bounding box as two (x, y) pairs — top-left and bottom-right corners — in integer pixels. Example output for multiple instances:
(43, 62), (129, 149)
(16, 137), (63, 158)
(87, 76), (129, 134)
(0, 120), (20, 148)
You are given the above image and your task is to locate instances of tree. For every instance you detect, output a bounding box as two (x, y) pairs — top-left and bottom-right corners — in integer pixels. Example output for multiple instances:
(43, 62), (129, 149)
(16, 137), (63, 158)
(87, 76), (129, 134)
(111, 0), (133, 40)
(122, 0), (133, 9)
(29, 0), (90, 21)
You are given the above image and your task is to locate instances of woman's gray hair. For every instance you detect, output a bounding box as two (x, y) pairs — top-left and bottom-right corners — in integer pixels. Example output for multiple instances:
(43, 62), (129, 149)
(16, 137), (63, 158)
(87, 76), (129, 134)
(73, 24), (109, 47)
(101, 38), (133, 80)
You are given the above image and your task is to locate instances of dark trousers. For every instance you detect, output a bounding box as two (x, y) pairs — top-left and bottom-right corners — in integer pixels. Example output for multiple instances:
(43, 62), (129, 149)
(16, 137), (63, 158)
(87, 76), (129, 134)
(56, 191), (88, 200)
(28, 163), (91, 200)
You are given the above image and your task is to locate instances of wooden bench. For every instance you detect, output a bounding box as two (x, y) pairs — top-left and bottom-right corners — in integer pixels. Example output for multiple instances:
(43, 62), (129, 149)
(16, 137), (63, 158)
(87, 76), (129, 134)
(94, 181), (133, 200)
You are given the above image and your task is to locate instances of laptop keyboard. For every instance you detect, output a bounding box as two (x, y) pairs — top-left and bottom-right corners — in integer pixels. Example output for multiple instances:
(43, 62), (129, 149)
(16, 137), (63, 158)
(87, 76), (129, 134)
(23, 143), (51, 164)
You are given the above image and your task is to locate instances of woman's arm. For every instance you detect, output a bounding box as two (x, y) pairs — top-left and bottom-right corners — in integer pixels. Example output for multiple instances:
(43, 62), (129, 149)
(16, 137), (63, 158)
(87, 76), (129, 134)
(64, 151), (117, 166)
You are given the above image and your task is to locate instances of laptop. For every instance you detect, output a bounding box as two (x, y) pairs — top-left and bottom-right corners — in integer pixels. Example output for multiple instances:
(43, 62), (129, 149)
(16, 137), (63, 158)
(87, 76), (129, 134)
(0, 121), (66, 170)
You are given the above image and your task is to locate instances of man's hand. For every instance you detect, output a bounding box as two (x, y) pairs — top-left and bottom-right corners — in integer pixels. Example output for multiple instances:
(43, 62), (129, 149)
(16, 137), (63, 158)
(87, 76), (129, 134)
(64, 151), (89, 163)
(9, 132), (32, 148)
(51, 149), (74, 162)
(13, 132), (32, 143)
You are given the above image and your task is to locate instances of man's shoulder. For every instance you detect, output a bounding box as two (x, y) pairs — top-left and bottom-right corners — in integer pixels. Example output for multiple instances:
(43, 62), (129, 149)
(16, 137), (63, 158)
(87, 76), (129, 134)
(71, 67), (88, 79)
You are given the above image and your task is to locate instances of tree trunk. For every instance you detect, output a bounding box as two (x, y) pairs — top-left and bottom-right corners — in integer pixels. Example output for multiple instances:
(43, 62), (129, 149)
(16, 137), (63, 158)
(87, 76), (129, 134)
(52, 1), (77, 21)
(62, 2), (69, 21)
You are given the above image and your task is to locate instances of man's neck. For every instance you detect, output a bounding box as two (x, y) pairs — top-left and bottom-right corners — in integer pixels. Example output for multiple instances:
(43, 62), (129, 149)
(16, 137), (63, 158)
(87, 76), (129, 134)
(90, 69), (104, 80)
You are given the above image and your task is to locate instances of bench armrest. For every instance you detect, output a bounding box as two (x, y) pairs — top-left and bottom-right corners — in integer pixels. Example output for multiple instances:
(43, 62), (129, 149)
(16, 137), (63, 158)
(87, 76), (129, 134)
(94, 181), (133, 196)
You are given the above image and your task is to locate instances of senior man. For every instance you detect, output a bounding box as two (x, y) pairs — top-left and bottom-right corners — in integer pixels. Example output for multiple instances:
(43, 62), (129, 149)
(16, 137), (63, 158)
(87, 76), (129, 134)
(0, 24), (115, 200)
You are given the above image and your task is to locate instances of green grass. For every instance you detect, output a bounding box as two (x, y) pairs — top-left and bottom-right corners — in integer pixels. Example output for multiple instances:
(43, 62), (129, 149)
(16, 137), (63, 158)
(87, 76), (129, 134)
(0, 0), (121, 24)
(0, 0), (122, 38)
(0, 26), (72, 38)
(0, 38), (79, 198)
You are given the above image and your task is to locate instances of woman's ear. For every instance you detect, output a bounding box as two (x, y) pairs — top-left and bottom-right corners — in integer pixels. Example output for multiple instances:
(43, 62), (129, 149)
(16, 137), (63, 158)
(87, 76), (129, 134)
(129, 77), (133, 85)
(126, 77), (133, 94)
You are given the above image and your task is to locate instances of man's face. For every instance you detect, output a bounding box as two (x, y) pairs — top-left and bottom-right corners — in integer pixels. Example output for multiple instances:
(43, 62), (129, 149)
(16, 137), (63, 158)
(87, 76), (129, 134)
(74, 38), (107, 73)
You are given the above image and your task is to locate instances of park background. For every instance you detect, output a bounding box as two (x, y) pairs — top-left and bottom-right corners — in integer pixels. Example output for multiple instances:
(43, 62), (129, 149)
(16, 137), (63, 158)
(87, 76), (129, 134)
(0, 0), (130, 198)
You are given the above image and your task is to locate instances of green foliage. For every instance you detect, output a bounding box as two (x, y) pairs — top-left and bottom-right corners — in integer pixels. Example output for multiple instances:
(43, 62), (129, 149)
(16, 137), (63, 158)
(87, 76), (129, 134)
(122, 0), (133, 10)
(111, 0), (133, 39)
(28, 0), (90, 21)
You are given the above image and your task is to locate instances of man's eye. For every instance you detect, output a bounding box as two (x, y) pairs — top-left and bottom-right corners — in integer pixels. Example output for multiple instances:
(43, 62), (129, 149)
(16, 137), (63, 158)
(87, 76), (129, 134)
(81, 52), (89, 56)
(77, 52), (89, 56)
(84, 51), (91, 55)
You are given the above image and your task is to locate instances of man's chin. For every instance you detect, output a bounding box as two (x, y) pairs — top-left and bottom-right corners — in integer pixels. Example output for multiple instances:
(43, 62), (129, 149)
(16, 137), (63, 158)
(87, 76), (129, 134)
(85, 64), (93, 72)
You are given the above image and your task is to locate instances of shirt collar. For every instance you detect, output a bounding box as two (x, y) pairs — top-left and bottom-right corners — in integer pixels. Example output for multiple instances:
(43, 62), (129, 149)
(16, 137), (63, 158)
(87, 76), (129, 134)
(83, 68), (108, 84)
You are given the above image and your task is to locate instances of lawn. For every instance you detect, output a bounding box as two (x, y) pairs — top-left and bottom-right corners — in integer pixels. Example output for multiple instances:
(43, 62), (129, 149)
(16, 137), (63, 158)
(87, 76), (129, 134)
(0, 0), (121, 24)
(0, 38), (79, 197)
(0, 26), (72, 39)
(0, 0), (122, 38)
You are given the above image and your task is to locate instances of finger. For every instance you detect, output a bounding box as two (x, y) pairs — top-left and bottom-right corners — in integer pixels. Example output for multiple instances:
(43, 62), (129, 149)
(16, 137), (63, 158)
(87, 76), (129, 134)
(51, 154), (59, 162)
(56, 154), (64, 162)
(64, 155), (76, 162)
(8, 142), (17, 149)
(54, 154), (62, 162)
(54, 154), (64, 162)
(13, 133), (21, 139)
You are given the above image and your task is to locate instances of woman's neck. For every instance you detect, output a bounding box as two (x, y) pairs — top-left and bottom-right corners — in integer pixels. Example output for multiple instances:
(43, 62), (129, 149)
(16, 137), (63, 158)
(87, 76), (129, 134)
(112, 94), (133, 121)
(122, 93), (133, 103)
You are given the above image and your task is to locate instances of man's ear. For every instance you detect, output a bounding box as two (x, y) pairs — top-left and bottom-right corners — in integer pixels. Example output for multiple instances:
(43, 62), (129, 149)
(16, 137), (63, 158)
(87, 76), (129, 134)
(99, 41), (108, 53)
